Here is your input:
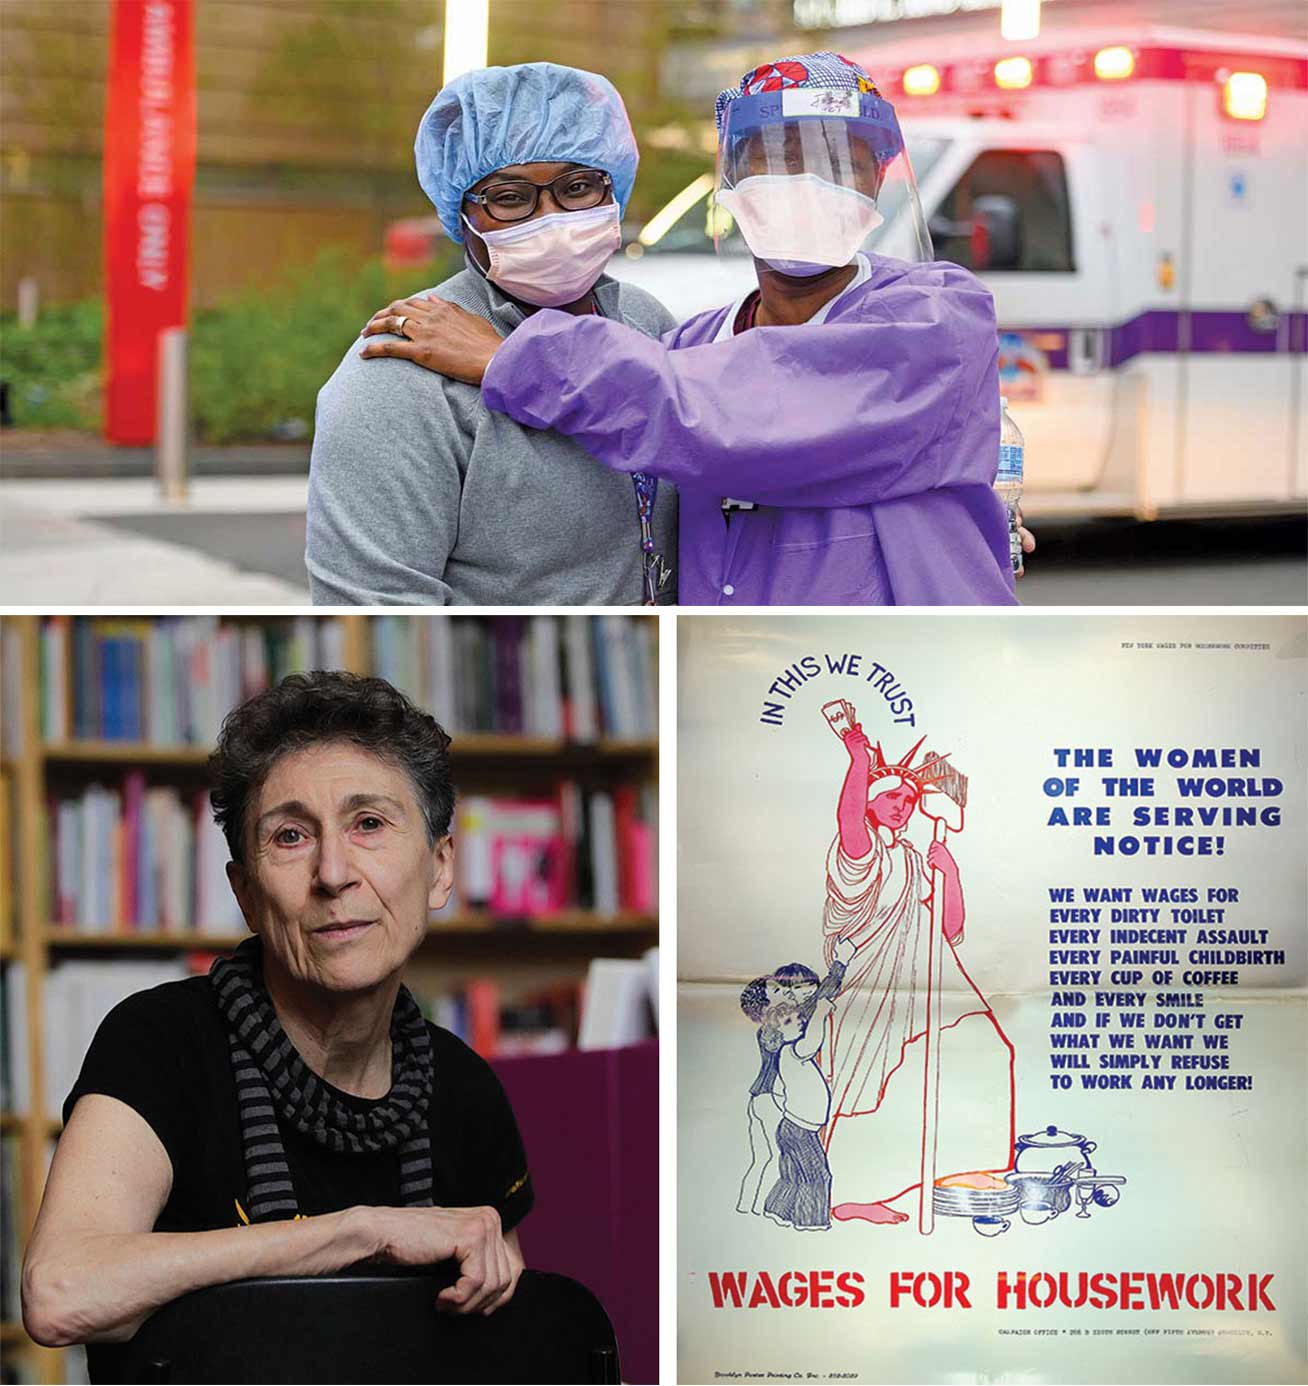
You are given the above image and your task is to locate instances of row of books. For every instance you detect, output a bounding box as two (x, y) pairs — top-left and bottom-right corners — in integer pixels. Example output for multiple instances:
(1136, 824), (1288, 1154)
(457, 786), (656, 917)
(37, 616), (349, 747)
(3, 959), (190, 1121)
(423, 978), (578, 1059)
(49, 779), (244, 934)
(424, 952), (659, 1057)
(370, 614), (656, 741)
(45, 778), (656, 933)
(26, 615), (657, 748)
(1, 953), (658, 1121)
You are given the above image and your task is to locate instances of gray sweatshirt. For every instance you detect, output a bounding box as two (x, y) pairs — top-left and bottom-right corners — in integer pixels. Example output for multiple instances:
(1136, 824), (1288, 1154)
(306, 268), (678, 605)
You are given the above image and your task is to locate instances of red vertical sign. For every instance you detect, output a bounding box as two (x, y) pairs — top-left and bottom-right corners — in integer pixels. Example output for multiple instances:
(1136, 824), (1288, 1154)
(103, 0), (196, 445)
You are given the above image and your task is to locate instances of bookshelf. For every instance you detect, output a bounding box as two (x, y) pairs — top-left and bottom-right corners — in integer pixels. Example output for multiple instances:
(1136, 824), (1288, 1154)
(0, 613), (659, 1384)
(40, 737), (656, 766)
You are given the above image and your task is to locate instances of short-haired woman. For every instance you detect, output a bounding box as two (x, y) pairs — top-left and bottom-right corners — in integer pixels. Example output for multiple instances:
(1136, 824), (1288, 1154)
(22, 672), (532, 1378)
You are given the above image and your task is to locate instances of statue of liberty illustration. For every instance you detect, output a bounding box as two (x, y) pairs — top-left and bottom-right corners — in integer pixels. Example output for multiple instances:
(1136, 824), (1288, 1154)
(819, 699), (1016, 1232)
(736, 700), (1016, 1235)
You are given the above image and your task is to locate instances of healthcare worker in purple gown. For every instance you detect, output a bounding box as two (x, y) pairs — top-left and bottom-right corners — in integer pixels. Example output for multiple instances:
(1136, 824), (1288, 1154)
(361, 53), (1020, 606)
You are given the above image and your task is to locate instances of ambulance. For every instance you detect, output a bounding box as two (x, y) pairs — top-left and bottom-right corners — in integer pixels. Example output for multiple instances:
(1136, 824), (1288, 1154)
(611, 27), (1308, 519)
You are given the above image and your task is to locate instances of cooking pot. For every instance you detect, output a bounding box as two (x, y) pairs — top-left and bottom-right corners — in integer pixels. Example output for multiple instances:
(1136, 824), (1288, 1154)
(1005, 1171), (1074, 1224)
(1012, 1125), (1097, 1175)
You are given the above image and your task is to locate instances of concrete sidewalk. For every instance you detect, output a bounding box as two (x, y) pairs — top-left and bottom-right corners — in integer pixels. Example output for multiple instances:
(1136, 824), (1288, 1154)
(0, 476), (310, 604)
(3, 467), (1304, 607)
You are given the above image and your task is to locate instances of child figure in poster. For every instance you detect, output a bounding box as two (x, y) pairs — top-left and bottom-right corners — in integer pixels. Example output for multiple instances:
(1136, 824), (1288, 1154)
(738, 947), (854, 1216)
(760, 995), (838, 1231)
(821, 720), (1015, 1226)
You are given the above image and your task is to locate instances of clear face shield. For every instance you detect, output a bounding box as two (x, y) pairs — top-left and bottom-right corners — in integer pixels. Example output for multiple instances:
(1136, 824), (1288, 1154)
(713, 89), (932, 273)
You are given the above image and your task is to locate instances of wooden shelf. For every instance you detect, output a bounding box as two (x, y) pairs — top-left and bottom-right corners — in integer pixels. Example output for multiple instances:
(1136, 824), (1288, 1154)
(44, 914), (657, 950)
(44, 930), (246, 950)
(453, 736), (657, 759)
(43, 741), (213, 766)
(429, 911), (657, 935)
(1, 1115), (60, 1138)
(41, 737), (656, 766)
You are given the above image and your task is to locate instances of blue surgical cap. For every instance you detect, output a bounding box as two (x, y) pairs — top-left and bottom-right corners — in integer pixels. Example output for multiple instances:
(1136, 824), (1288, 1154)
(415, 62), (639, 244)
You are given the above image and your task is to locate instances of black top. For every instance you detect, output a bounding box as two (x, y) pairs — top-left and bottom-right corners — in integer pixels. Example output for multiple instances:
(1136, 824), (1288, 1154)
(63, 976), (533, 1382)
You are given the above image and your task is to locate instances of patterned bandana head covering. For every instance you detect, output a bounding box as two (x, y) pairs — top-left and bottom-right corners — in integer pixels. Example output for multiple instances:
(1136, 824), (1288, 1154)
(714, 51), (882, 139)
(210, 937), (435, 1222)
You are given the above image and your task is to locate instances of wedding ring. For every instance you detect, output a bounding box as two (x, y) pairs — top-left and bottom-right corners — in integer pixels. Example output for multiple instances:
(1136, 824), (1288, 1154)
(394, 315), (409, 335)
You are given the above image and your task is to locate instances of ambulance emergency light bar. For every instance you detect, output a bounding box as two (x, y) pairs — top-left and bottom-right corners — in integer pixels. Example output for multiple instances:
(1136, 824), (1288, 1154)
(902, 64), (941, 97)
(877, 41), (1304, 121)
(1092, 46), (1134, 80)
(1222, 71), (1268, 121)
(993, 56), (1033, 90)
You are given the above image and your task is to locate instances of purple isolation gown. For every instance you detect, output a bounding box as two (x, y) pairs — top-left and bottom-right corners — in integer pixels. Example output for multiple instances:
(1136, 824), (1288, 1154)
(481, 256), (1018, 606)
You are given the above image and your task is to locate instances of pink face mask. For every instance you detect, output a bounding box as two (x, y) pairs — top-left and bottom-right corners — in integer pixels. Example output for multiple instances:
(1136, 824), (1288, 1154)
(464, 203), (621, 308)
(715, 173), (884, 275)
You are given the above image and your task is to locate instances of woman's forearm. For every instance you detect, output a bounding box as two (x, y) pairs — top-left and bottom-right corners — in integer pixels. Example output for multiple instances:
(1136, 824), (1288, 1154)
(479, 297), (980, 507)
(942, 873), (965, 942)
(837, 754), (871, 857)
(23, 1206), (379, 1347)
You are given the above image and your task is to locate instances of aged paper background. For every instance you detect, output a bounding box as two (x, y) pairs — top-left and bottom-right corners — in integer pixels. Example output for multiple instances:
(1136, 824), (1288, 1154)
(678, 614), (1306, 1385)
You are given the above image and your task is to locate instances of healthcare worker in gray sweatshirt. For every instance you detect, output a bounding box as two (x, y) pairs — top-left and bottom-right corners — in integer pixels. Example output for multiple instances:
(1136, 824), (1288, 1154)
(307, 63), (677, 606)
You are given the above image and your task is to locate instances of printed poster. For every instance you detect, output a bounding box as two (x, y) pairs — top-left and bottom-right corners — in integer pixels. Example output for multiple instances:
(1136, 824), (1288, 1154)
(677, 614), (1306, 1385)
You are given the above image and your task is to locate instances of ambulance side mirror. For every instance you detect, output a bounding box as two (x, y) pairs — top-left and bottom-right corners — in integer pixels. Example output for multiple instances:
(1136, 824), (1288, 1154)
(970, 195), (1022, 271)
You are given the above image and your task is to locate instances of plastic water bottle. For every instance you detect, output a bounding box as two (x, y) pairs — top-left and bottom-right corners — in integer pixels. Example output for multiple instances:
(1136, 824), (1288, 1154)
(996, 396), (1024, 577)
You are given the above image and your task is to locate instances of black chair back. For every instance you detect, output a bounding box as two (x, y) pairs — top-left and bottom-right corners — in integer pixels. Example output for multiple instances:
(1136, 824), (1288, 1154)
(116, 1266), (619, 1384)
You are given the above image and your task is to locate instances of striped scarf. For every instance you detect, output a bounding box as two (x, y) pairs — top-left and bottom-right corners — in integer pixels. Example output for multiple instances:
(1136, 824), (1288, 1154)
(210, 937), (434, 1222)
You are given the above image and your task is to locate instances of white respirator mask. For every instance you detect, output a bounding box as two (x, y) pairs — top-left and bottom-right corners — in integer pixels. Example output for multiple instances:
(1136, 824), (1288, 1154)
(715, 173), (884, 276)
(463, 202), (622, 308)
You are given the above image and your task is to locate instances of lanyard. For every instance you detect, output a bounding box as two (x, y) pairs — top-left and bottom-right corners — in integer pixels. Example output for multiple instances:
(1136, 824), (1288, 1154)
(587, 301), (671, 604)
(632, 470), (667, 605)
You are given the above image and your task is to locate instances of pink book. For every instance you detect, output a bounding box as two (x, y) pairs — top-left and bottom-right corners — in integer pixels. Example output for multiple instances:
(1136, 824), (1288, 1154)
(489, 834), (565, 916)
(627, 820), (655, 915)
(487, 799), (565, 916)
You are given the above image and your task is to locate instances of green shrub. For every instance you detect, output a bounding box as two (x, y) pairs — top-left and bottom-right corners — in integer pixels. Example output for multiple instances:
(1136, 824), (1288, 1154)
(0, 298), (104, 430)
(190, 246), (460, 443)
(0, 245), (462, 442)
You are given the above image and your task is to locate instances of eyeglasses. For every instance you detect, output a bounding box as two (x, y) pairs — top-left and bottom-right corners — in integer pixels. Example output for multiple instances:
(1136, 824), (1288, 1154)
(464, 168), (612, 223)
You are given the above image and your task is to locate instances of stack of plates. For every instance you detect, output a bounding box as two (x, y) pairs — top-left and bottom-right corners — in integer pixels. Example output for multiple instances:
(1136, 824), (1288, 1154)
(932, 1181), (1020, 1218)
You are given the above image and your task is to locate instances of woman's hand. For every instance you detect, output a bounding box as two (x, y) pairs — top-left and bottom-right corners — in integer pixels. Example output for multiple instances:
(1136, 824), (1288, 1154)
(841, 723), (870, 762)
(1016, 507), (1036, 574)
(368, 1204), (522, 1315)
(926, 840), (959, 880)
(359, 296), (503, 386)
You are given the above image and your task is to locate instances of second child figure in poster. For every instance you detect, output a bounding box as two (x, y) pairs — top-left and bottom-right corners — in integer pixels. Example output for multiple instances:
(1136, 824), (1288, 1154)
(760, 991), (838, 1231)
